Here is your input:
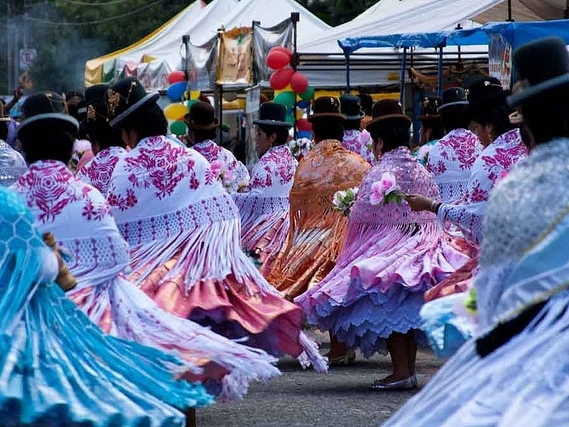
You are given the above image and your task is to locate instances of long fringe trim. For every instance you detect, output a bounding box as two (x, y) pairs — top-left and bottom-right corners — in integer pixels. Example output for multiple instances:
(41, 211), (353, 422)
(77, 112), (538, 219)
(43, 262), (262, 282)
(69, 276), (282, 402)
(126, 217), (278, 297)
(297, 331), (328, 373)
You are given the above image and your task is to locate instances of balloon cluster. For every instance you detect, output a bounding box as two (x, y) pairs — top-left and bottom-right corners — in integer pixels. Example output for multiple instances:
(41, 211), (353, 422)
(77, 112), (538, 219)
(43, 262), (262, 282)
(164, 70), (200, 136)
(267, 47), (314, 123)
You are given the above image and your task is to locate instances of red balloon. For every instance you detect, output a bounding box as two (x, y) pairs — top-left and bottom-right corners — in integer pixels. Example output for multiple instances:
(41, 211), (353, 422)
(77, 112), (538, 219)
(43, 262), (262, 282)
(290, 72), (309, 94)
(269, 68), (294, 90)
(267, 50), (291, 70)
(168, 70), (186, 85)
(270, 46), (293, 57)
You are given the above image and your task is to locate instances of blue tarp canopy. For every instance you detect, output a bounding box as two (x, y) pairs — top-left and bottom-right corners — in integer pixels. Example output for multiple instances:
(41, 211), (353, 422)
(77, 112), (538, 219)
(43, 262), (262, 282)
(339, 19), (569, 54)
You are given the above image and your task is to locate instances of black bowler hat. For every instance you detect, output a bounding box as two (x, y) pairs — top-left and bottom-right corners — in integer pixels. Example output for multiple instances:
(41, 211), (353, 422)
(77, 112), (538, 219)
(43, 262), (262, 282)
(83, 84), (109, 130)
(184, 101), (219, 131)
(339, 93), (364, 121)
(508, 37), (569, 107)
(18, 91), (79, 140)
(438, 87), (468, 113)
(253, 102), (292, 128)
(417, 97), (442, 121)
(107, 77), (159, 128)
(307, 96), (346, 123)
(464, 77), (509, 120)
(366, 99), (411, 133)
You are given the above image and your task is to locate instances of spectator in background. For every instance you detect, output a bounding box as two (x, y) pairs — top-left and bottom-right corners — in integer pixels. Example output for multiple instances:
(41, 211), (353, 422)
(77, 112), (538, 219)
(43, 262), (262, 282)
(1, 87), (23, 149)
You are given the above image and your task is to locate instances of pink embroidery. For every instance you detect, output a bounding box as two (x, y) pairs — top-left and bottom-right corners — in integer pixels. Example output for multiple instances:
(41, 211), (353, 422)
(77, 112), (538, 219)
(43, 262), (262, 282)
(248, 146), (295, 190)
(13, 160), (111, 224)
(107, 188), (138, 212)
(193, 140), (249, 192)
(123, 138), (189, 199)
(82, 198), (111, 221)
(77, 147), (126, 195)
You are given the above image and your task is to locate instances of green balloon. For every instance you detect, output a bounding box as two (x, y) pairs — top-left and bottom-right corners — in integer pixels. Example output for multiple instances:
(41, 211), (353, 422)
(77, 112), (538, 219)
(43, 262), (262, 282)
(170, 120), (187, 135)
(274, 91), (296, 108)
(186, 99), (198, 112)
(285, 114), (295, 124)
(300, 86), (315, 101)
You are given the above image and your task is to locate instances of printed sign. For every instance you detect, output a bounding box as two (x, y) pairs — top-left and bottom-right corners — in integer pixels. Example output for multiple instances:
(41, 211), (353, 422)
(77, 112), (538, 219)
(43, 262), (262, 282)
(19, 49), (37, 71)
(488, 34), (512, 89)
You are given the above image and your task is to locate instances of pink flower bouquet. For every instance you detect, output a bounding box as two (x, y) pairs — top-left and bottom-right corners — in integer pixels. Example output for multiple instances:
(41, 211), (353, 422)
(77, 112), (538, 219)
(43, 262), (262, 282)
(369, 172), (406, 206)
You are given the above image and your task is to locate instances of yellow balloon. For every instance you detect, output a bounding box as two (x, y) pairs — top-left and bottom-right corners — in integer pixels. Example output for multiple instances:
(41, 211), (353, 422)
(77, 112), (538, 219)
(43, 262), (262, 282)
(164, 103), (188, 121)
(273, 84), (294, 98)
(295, 109), (304, 120)
(190, 90), (201, 100)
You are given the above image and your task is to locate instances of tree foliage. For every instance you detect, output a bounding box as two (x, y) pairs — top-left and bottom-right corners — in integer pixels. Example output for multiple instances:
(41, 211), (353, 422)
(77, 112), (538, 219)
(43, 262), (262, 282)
(1, 0), (373, 93)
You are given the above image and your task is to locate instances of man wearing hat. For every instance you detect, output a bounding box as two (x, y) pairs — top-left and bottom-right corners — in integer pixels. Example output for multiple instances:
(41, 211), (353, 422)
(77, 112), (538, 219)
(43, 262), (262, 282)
(386, 36), (569, 426)
(268, 96), (370, 363)
(105, 78), (327, 373)
(296, 99), (468, 387)
(414, 96), (444, 165)
(425, 87), (482, 203)
(233, 102), (297, 275)
(340, 93), (374, 163)
(76, 84), (128, 195)
(184, 100), (249, 193)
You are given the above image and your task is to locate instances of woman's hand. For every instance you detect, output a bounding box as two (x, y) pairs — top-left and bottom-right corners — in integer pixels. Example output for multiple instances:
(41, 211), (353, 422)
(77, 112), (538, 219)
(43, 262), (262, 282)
(405, 194), (434, 212)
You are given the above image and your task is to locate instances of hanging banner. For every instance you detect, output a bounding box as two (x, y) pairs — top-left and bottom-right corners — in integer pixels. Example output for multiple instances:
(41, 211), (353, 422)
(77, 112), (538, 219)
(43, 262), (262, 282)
(488, 33), (512, 90)
(217, 27), (254, 85)
(253, 18), (293, 84)
(187, 36), (219, 91)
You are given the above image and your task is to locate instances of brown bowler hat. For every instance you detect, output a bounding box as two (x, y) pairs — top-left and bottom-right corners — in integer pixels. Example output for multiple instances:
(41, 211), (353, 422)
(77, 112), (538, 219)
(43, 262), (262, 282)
(184, 101), (219, 131)
(366, 99), (411, 133)
(307, 96), (346, 123)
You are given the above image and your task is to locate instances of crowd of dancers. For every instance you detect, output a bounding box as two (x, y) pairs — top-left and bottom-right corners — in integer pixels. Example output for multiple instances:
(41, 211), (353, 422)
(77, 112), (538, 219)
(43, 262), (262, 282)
(0, 35), (568, 426)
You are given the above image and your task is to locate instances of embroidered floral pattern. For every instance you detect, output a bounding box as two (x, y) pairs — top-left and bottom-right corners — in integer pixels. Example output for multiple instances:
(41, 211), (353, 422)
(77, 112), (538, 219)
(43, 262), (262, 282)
(13, 160), (111, 224)
(193, 140), (250, 193)
(342, 129), (374, 163)
(426, 129), (482, 203)
(77, 146), (127, 195)
(439, 129), (528, 244)
(107, 136), (204, 213)
(248, 145), (295, 190)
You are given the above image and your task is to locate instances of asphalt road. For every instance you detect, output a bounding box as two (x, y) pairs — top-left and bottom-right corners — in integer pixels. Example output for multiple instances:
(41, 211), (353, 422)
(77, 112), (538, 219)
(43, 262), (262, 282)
(198, 331), (443, 427)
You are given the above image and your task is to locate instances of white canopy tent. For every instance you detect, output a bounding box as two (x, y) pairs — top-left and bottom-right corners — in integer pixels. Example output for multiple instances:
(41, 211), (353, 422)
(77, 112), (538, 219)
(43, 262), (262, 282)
(84, 0), (330, 89)
(299, 0), (503, 54)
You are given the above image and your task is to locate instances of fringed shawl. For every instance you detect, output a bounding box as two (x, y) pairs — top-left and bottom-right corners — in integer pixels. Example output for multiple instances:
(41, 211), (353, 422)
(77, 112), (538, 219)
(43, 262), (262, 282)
(426, 129), (482, 203)
(268, 139), (370, 298)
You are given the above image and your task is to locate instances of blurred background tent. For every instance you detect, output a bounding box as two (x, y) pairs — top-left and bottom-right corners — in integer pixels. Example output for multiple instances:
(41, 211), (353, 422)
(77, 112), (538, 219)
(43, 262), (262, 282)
(84, 0), (330, 90)
(474, 0), (569, 22)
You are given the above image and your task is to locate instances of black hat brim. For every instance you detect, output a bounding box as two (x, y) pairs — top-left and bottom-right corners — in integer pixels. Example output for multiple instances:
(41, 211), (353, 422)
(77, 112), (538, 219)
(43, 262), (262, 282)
(253, 119), (293, 128)
(508, 73), (569, 107)
(437, 101), (469, 113)
(307, 112), (346, 123)
(465, 91), (509, 121)
(18, 113), (79, 139)
(109, 92), (160, 128)
(366, 115), (411, 133)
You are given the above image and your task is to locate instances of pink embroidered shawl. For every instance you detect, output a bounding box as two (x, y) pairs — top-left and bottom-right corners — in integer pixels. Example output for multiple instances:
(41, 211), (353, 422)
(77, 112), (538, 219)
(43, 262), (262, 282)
(342, 129), (374, 163)
(77, 146), (128, 195)
(12, 159), (281, 401)
(233, 145), (297, 273)
(107, 135), (326, 372)
(438, 128), (528, 245)
(426, 129), (482, 203)
(192, 139), (250, 193)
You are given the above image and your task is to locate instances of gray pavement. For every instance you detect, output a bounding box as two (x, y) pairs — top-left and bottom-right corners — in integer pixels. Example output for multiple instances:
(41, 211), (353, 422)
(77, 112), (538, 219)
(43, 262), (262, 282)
(198, 331), (443, 427)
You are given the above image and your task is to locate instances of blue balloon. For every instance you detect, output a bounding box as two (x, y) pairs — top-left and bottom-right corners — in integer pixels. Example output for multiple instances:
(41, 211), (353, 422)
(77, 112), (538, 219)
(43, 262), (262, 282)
(296, 100), (309, 109)
(166, 81), (187, 102)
